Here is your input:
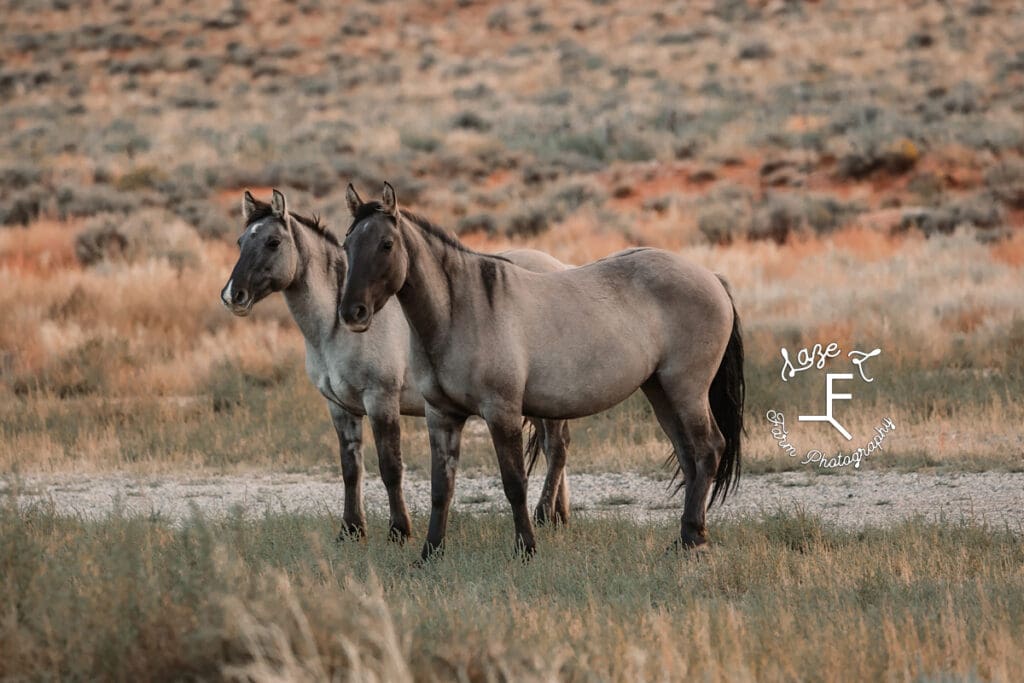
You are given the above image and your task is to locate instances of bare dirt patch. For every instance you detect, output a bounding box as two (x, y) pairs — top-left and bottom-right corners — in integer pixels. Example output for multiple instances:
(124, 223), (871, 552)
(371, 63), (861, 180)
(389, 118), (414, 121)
(6, 470), (1023, 531)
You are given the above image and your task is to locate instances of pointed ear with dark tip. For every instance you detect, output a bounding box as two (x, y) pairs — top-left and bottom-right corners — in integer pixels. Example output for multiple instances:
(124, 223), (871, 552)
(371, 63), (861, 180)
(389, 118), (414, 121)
(381, 182), (398, 217)
(271, 189), (288, 217)
(242, 190), (257, 222)
(346, 184), (364, 217)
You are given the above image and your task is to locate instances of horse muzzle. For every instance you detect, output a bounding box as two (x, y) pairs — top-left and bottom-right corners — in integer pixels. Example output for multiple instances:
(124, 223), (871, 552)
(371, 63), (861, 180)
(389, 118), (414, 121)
(221, 280), (254, 316)
(341, 302), (372, 332)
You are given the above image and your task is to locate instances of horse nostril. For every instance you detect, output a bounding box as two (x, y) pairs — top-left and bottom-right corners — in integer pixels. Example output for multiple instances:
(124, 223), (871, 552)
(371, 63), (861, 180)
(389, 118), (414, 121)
(350, 304), (368, 323)
(233, 289), (249, 305)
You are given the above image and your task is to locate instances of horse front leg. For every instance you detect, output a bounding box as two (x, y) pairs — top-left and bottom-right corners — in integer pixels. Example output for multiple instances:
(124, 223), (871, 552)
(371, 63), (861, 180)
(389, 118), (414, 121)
(366, 398), (412, 543)
(486, 412), (537, 557)
(328, 403), (366, 539)
(421, 407), (466, 561)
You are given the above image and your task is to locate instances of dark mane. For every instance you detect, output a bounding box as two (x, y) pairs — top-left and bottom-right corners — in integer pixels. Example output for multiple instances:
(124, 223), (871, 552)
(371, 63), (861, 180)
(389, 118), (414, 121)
(246, 199), (338, 247)
(348, 201), (509, 262)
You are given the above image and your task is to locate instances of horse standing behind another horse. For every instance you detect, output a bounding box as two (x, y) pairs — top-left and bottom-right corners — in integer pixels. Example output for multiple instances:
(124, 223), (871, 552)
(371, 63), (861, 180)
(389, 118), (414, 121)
(220, 189), (573, 542)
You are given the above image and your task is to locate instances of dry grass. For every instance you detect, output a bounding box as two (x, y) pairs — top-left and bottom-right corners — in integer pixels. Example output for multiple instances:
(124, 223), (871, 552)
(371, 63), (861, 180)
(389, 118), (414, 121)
(3, 1), (1022, 476)
(2, 503), (1022, 682)
(3, 2), (1022, 679)
(1, 220), (1022, 475)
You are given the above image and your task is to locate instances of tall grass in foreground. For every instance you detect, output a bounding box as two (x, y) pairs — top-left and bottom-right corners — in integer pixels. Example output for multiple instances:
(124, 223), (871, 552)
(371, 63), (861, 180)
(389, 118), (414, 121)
(2, 504), (1022, 681)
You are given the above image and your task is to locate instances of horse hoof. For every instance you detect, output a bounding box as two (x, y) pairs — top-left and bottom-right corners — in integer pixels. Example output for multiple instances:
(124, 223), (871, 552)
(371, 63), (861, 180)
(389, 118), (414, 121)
(420, 541), (443, 563)
(515, 540), (537, 562)
(665, 537), (709, 557)
(535, 505), (570, 528)
(388, 525), (411, 545)
(335, 524), (367, 543)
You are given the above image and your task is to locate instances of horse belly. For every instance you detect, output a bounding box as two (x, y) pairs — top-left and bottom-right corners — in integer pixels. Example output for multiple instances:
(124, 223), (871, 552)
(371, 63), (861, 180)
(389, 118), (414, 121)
(417, 374), (473, 416)
(522, 340), (656, 419)
(397, 383), (426, 416)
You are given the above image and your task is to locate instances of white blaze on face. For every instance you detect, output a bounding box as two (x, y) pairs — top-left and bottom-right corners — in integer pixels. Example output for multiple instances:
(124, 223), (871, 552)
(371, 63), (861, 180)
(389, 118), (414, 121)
(248, 217), (272, 236)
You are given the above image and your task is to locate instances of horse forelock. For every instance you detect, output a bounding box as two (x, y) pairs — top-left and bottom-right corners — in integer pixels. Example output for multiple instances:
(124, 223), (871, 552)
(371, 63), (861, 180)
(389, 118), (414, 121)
(245, 197), (338, 246)
(348, 201), (390, 231)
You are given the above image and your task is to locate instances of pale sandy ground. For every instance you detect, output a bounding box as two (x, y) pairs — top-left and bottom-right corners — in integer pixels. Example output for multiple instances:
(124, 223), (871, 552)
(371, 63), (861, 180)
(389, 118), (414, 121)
(4, 470), (1024, 531)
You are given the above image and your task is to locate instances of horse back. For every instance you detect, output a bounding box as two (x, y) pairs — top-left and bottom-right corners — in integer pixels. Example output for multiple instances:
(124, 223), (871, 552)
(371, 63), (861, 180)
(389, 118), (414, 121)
(506, 248), (732, 418)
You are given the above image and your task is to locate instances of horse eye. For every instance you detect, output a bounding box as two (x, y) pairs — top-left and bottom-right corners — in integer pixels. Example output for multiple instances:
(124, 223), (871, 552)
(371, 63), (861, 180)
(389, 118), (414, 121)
(381, 240), (394, 252)
(267, 237), (281, 250)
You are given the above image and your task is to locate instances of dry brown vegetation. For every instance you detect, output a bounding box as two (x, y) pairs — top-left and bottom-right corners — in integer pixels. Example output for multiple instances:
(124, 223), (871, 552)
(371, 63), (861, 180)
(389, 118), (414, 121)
(2, 0), (1022, 476)
(4, 504), (1024, 682)
(3, 1), (1024, 680)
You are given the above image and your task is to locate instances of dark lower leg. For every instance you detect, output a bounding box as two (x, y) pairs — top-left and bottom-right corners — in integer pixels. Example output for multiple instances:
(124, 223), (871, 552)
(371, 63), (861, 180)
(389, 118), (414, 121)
(679, 470), (711, 547)
(489, 415), (536, 555)
(330, 406), (366, 538)
(422, 410), (465, 561)
(369, 411), (412, 542)
(679, 417), (722, 548)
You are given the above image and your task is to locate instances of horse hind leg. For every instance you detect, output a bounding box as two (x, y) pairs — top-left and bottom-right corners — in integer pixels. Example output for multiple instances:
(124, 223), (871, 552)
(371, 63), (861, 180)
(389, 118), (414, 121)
(555, 450), (571, 524)
(676, 405), (725, 549)
(642, 374), (725, 549)
(531, 419), (571, 526)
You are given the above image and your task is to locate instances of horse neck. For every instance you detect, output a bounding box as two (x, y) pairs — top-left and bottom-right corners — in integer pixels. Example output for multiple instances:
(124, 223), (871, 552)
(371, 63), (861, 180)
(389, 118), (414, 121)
(282, 220), (342, 346)
(395, 218), (465, 350)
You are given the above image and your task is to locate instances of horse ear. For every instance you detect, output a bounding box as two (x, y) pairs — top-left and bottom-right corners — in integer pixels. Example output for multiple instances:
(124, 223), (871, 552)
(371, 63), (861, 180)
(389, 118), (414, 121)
(381, 182), (398, 217)
(242, 190), (257, 222)
(271, 189), (288, 218)
(346, 184), (364, 217)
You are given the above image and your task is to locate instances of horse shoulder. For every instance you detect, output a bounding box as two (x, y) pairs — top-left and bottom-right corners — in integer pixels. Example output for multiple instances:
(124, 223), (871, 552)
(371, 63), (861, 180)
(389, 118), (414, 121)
(303, 340), (329, 389)
(304, 342), (361, 412)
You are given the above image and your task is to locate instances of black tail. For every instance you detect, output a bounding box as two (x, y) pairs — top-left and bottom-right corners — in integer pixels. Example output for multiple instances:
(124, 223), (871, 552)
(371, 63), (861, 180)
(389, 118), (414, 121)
(523, 418), (543, 475)
(707, 277), (745, 508)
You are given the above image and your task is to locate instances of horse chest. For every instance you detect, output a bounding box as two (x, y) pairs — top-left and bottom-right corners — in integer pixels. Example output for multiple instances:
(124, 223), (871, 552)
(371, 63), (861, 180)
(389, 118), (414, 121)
(324, 375), (365, 415)
(406, 335), (481, 415)
(307, 351), (365, 416)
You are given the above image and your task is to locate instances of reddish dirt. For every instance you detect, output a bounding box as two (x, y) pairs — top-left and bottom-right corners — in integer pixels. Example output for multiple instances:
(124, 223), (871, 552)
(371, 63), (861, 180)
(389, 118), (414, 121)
(830, 225), (907, 262)
(0, 222), (80, 276)
(991, 230), (1024, 267)
(482, 169), (515, 190)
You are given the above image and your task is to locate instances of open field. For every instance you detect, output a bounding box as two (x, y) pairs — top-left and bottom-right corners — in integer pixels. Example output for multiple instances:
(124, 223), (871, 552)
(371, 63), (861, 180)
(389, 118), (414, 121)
(2, 227), (1023, 476)
(2, 1), (1023, 477)
(2, 0), (1023, 680)
(3, 505), (1023, 682)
